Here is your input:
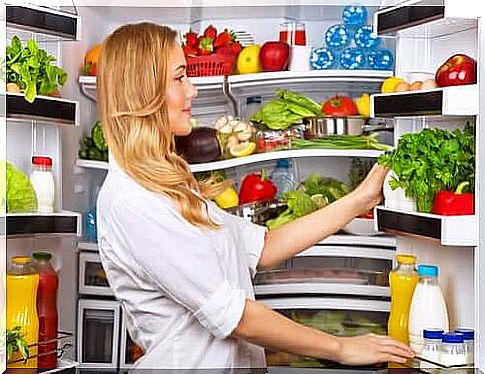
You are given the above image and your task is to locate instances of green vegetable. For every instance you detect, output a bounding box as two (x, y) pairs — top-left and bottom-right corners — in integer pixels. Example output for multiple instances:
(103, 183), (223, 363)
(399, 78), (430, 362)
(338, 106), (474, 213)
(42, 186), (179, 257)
(378, 123), (475, 212)
(88, 148), (103, 160)
(301, 174), (349, 203)
(2, 160), (38, 213)
(266, 190), (318, 230)
(6, 326), (30, 363)
(292, 134), (391, 151)
(275, 89), (322, 116)
(349, 158), (374, 190)
(6, 36), (67, 103)
(83, 137), (94, 148)
(91, 121), (108, 152)
(250, 90), (321, 130)
(78, 148), (88, 159)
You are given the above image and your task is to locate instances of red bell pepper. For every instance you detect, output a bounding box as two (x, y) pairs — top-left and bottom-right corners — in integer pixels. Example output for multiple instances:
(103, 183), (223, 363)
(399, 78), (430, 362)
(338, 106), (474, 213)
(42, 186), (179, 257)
(435, 54), (477, 87)
(239, 169), (277, 205)
(432, 181), (475, 216)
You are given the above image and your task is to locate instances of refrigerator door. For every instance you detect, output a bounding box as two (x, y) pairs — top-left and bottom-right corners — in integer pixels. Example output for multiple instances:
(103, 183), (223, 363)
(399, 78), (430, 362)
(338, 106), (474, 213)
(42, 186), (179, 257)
(77, 299), (121, 369)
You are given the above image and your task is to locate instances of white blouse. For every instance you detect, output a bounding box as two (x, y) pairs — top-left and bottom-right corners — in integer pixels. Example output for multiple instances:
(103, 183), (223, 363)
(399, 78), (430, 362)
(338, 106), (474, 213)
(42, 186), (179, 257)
(97, 158), (268, 369)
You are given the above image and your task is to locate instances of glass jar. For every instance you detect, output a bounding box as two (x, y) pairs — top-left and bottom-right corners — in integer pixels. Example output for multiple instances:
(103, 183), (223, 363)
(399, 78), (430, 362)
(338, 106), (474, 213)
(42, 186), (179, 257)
(455, 328), (474, 365)
(421, 329), (444, 363)
(439, 333), (466, 367)
(279, 22), (306, 46)
(255, 124), (305, 153)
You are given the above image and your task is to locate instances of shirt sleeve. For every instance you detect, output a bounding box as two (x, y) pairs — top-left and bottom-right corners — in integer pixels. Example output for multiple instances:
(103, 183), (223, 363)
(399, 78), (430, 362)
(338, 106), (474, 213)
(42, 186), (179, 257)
(109, 195), (246, 339)
(214, 204), (267, 277)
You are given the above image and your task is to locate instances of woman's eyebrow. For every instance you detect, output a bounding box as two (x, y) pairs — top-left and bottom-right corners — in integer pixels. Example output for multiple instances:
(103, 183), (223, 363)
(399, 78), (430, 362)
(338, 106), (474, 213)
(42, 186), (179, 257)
(175, 64), (186, 72)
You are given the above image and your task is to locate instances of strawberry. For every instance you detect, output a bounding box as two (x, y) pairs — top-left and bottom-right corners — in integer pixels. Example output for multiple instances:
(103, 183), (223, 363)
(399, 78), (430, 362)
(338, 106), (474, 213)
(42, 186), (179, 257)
(198, 36), (214, 55)
(203, 24), (217, 39)
(184, 30), (198, 47)
(214, 30), (231, 48)
(215, 45), (232, 55)
(229, 41), (243, 56)
(183, 44), (198, 57)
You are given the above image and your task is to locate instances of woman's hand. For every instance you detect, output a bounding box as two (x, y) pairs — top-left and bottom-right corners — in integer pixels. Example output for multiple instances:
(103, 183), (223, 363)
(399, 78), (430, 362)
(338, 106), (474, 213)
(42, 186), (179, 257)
(352, 163), (390, 215)
(336, 333), (414, 365)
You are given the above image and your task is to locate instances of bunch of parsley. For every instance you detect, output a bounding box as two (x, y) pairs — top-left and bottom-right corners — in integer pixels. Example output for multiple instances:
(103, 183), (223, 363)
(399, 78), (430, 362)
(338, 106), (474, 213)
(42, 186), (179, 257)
(378, 123), (475, 212)
(6, 36), (67, 103)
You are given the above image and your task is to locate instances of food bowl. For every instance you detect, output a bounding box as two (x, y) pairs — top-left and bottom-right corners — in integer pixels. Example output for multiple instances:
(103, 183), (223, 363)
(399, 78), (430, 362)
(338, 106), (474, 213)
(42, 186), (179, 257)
(303, 116), (366, 138)
(343, 217), (380, 236)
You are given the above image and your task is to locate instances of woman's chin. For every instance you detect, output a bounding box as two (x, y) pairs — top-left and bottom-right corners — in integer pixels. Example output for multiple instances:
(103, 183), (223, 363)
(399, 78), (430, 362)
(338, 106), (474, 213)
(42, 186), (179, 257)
(172, 124), (192, 137)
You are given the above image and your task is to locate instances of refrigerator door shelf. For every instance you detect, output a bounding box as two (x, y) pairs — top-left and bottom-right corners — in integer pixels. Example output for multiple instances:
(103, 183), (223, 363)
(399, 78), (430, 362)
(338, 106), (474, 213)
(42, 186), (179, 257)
(375, 206), (478, 247)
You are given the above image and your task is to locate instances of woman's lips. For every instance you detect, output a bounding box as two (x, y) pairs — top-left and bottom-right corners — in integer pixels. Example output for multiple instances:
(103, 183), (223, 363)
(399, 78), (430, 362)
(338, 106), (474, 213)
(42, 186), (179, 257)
(183, 108), (192, 116)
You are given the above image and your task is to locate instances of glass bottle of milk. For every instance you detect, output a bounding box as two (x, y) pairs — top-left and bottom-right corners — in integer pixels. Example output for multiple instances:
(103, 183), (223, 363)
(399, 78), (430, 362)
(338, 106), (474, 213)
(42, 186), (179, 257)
(408, 265), (449, 355)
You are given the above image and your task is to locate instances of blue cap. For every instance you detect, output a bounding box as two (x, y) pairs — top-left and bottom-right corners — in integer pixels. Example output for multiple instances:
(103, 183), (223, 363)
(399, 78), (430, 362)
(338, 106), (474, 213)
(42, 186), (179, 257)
(276, 159), (290, 168)
(423, 329), (444, 339)
(418, 265), (439, 277)
(455, 329), (474, 341)
(442, 333), (464, 344)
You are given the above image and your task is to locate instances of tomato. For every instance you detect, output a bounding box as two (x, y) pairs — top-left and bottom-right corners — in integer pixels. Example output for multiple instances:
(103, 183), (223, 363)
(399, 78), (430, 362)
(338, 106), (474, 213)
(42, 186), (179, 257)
(322, 95), (358, 116)
(358, 210), (374, 219)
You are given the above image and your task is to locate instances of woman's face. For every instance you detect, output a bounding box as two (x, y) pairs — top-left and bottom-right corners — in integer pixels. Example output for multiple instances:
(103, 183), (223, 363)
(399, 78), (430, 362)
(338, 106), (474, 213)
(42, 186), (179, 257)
(166, 43), (198, 136)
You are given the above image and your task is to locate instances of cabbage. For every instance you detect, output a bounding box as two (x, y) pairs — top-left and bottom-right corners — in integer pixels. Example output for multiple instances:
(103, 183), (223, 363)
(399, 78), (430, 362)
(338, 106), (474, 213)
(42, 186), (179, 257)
(2, 160), (38, 213)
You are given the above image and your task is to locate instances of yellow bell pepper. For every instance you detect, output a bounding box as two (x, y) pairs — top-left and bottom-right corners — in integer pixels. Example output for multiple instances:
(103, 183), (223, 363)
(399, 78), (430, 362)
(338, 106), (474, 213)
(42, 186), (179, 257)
(214, 187), (239, 209)
(356, 93), (371, 118)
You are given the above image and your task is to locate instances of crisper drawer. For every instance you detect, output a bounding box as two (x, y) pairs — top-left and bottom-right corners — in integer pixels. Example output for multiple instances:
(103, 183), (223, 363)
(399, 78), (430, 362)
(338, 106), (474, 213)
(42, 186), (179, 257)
(79, 252), (113, 296)
(254, 245), (393, 298)
(260, 297), (389, 368)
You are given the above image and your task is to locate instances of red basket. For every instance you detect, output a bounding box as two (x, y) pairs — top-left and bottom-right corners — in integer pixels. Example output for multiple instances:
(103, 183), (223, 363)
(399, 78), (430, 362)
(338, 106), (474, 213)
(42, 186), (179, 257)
(186, 53), (236, 77)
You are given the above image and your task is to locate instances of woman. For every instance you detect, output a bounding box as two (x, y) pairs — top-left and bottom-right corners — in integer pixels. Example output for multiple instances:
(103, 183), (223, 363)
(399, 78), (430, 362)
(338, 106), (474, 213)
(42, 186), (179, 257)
(96, 22), (413, 369)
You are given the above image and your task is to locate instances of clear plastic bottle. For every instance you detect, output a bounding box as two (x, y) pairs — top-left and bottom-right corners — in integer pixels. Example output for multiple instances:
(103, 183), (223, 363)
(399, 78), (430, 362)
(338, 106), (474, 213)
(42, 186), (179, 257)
(271, 159), (296, 199)
(30, 156), (55, 213)
(455, 328), (474, 365)
(33, 251), (59, 369)
(409, 265), (449, 355)
(6, 256), (39, 368)
(439, 333), (467, 367)
(388, 254), (419, 344)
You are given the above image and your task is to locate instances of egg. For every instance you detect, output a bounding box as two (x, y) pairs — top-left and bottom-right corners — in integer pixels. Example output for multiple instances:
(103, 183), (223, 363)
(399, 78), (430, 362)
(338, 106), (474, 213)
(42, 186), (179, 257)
(421, 78), (438, 90)
(409, 81), (422, 91)
(394, 82), (410, 92)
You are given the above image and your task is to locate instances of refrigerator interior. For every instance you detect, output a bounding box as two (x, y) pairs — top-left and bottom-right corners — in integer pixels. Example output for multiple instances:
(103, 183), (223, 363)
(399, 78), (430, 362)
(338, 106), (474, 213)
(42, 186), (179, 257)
(4, 0), (484, 370)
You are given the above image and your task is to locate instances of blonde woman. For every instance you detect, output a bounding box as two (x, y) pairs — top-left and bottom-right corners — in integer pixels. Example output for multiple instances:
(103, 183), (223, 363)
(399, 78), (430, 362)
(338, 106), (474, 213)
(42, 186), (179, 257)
(96, 22), (413, 370)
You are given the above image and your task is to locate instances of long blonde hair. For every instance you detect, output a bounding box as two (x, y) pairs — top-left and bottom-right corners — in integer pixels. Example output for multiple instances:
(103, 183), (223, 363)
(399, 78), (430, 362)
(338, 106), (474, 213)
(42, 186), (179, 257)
(97, 23), (226, 229)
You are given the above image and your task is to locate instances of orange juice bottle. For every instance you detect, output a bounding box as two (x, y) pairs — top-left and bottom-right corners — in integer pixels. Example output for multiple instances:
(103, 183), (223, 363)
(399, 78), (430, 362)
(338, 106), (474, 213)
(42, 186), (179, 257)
(7, 256), (39, 368)
(388, 254), (419, 344)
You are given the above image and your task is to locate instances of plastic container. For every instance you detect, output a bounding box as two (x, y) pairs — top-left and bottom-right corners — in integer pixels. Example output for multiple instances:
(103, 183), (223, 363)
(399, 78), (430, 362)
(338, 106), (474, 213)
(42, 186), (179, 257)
(388, 254), (419, 344)
(383, 170), (417, 211)
(30, 156), (55, 213)
(455, 328), (474, 365)
(33, 251), (59, 369)
(255, 125), (304, 153)
(271, 159), (296, 199)
(421, 329), (444, 363)
(439, 333), (467, 366)
(186, 53), (236, 77)
(409, 265), (449, 355)
(6, 256), (39, 368)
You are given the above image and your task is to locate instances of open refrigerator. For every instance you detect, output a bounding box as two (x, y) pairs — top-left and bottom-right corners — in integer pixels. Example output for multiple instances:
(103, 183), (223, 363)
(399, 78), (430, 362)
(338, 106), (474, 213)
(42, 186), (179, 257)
(2, 0), (484, 372)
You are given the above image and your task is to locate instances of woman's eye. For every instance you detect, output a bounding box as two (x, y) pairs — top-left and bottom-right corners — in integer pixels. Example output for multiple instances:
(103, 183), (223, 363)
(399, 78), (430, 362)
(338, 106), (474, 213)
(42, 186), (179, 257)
(176, 75), (185, 82)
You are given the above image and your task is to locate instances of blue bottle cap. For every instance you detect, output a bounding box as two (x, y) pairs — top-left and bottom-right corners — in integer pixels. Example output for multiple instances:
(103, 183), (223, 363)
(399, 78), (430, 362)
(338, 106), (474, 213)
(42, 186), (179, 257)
(418, 265), (439, 277)
(455, 328), (474, 341)
(276, 159), (290, 168)
(423, 329), (444, 340)
(442, 333), (464, 344)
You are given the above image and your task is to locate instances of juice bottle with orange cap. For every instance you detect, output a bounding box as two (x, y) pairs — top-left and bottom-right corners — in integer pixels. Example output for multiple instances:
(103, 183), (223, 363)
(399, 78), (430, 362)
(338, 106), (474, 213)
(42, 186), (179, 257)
(6, 256), (39, 368)
(388, 253), (419, 344)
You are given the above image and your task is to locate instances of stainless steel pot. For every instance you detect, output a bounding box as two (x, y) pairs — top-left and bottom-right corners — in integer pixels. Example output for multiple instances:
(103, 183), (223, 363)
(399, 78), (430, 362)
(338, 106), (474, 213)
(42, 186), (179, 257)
(303, 116), (366, 138)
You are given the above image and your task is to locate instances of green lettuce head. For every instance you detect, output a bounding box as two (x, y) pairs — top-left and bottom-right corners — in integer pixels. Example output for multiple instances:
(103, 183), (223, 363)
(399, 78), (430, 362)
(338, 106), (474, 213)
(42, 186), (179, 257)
(1, 160), (38, 213)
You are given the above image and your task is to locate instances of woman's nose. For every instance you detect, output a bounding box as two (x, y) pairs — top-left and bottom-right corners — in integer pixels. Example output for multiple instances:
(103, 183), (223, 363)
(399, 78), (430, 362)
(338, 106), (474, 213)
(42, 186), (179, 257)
(187, 80), (198, 99)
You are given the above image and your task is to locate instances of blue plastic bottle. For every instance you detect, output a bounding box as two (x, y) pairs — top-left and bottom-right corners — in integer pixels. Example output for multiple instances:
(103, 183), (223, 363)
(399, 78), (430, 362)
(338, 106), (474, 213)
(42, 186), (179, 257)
(271, 159), (296, 199)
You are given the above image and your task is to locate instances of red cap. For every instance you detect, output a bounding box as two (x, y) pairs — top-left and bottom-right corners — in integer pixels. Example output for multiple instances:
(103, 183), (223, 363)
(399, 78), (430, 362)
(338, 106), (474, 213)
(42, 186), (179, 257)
(32, 156), (53, 167)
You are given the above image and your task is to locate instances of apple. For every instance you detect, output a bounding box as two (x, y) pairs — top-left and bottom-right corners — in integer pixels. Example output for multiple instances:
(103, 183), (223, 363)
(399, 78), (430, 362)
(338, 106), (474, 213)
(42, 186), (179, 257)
(259, 41), (290, 72)
(435, 54), (477, 87)
(236, 44), (262, 74)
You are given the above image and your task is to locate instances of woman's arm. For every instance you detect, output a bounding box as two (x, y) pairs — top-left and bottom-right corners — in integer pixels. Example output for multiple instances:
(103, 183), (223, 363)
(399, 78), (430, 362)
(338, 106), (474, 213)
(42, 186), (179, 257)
(257, 164), (388, 270)
(232, 299), (413, 365)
